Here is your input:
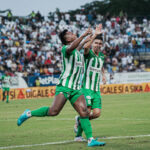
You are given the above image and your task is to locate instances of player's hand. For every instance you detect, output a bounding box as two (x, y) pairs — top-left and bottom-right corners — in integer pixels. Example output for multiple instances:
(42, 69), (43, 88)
(84, 34), (92, 43)
(95, 24), (102, 35)
(82, 27), (92, 37)
(102, 75), (107, 85)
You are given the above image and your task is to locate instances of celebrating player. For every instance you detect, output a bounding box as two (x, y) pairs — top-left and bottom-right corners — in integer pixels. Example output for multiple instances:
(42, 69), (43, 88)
(17, 28), (105, 147)
(74, 24), (107, 141)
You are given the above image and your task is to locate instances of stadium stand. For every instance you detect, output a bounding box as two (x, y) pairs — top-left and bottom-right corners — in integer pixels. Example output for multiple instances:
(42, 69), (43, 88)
(0, 11), (150, 77)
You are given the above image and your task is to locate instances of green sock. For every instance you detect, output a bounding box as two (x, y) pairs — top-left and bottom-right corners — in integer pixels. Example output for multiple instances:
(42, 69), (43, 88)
(6, 95), (9, 103)
(76, 123), (83, 137)
(79, 117), (92, 139)
(2, 92), (5, 100)
(31, 107), (49, 117)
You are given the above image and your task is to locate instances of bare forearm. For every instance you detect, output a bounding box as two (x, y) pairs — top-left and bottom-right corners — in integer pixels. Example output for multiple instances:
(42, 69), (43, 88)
(102, 67), (105, 75)
(77, 41), (86, 51)
(66, 35), (85, 54)
(84, 34), (97, 49)
(84, 34), (97, 54)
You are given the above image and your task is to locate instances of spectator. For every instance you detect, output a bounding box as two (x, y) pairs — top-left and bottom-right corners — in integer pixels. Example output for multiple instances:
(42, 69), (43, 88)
(35, 77), (40, 87)
(7, 10), (13, 21)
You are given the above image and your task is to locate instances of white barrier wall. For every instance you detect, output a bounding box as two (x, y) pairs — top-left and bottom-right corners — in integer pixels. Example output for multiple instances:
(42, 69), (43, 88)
(104, 72), (150, 84)
(1, 72), (150, 89)
(10, 77), (28, 88)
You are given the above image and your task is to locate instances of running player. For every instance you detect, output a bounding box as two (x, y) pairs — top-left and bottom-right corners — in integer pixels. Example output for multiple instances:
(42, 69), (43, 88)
(74, 24), (107, 141)
(17, 28), (105, 147)
(0, 71), (11, 103)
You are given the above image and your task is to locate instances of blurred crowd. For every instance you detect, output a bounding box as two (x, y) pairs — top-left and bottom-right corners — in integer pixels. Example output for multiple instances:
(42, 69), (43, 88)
(0, 10), (150, 77)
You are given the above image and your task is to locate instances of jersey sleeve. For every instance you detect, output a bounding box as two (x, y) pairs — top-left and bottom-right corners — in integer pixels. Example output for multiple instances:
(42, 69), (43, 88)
(61, 45), (68, 55)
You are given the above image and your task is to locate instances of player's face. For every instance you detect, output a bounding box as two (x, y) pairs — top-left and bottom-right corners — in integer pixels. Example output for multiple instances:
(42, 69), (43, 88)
(64, 31), (77, 43)
(92, 39), (103, 54)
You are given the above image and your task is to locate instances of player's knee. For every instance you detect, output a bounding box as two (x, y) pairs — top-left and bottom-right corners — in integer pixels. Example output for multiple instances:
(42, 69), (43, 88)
(79, 106), (89, 117)
(92, 109), (101, 119)
(93, 112), (101, 118)
(48, 108), (60, 116)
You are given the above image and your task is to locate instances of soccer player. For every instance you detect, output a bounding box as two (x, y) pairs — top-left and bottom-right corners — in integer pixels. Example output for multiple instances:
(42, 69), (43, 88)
(74, 24), (107, 141)
(17, 28), (105, 147)
(1, 71), (11, 103)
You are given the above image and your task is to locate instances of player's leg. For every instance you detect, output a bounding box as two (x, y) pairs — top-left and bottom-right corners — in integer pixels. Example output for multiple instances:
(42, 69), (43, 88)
(73, 95), (105, 146)
(89, 94), (102, 120)
(73, 95), (92, 139)
(89, 108), (101, 120)
(75, 99), (101, 136)
(31, 93), (67, 116)
(6, 88), (10, 103)
(74, 106), (91, 140)
(74, 89), (92, 137)
(2, 88), (6, 101)
(17, 93), (67, 126)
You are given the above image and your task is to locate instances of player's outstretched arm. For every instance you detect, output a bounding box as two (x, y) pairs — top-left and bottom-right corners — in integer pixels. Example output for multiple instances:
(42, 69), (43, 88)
(66, 28), (92, 54)
(77, 35), (92, 51)
(84, 24), (103, 55)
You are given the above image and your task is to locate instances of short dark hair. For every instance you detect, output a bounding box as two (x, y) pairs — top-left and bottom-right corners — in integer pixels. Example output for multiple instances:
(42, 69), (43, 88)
(95, 34), (103, 41)
(59, 29), (68, 45)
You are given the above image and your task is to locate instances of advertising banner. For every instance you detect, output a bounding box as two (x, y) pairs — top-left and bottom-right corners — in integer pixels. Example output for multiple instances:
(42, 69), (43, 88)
(27, 75), (60, 87)
(0, 86), (56, 100)
(100, 82), (150, 95)
(0, 83), (150, 100)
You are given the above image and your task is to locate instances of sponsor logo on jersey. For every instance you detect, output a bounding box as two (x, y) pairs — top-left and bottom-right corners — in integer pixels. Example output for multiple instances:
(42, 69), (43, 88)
(89, 66), (101, 73)
(75, 61), (83, 68)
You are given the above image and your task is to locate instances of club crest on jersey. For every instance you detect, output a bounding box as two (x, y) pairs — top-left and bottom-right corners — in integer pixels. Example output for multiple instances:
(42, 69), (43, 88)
(88, 100), (91, 105)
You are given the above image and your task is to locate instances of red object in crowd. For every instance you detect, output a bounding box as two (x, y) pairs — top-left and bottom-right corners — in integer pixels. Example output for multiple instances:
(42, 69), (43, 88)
(116, 17), (120, 23)
(18, 64), (23, 72)
(8, 72), (14, 76)
(111, 22), (115, 28)
(27, 50), (32, 58)
(44, 58), (52, 65)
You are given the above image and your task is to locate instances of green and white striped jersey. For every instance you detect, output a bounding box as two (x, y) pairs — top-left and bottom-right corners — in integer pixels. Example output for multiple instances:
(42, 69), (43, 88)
(58, 45), (84, 90)
(82, 49), (104, 91)
(1, 75), (11, 88)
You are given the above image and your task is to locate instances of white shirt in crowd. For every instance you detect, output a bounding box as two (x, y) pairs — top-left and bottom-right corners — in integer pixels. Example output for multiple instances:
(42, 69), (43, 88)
(121, 56), (128, 66)
(127, 55), (133, 64)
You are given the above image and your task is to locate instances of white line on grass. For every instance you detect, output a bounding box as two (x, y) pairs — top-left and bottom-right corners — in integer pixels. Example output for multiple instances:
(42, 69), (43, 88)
(102, 134), (150, 139)
(0, 140), (74, 150)
(0, 134), (150, 149)
(0, 118), (150, 122)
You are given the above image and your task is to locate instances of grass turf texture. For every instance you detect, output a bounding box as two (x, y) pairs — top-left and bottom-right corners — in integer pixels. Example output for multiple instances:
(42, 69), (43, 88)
(0, 93), (150, 150)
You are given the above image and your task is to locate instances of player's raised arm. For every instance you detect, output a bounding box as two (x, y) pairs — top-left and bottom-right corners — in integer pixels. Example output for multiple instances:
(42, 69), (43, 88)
(77, 34), (92, 51)
(66, 28), (92, 54)
(84, 24), (103, 55)
(59, 28), (92, 55)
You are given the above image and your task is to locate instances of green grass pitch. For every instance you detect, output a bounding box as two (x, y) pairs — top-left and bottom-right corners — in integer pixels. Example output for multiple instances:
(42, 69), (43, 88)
(0, 93), (150, 150)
